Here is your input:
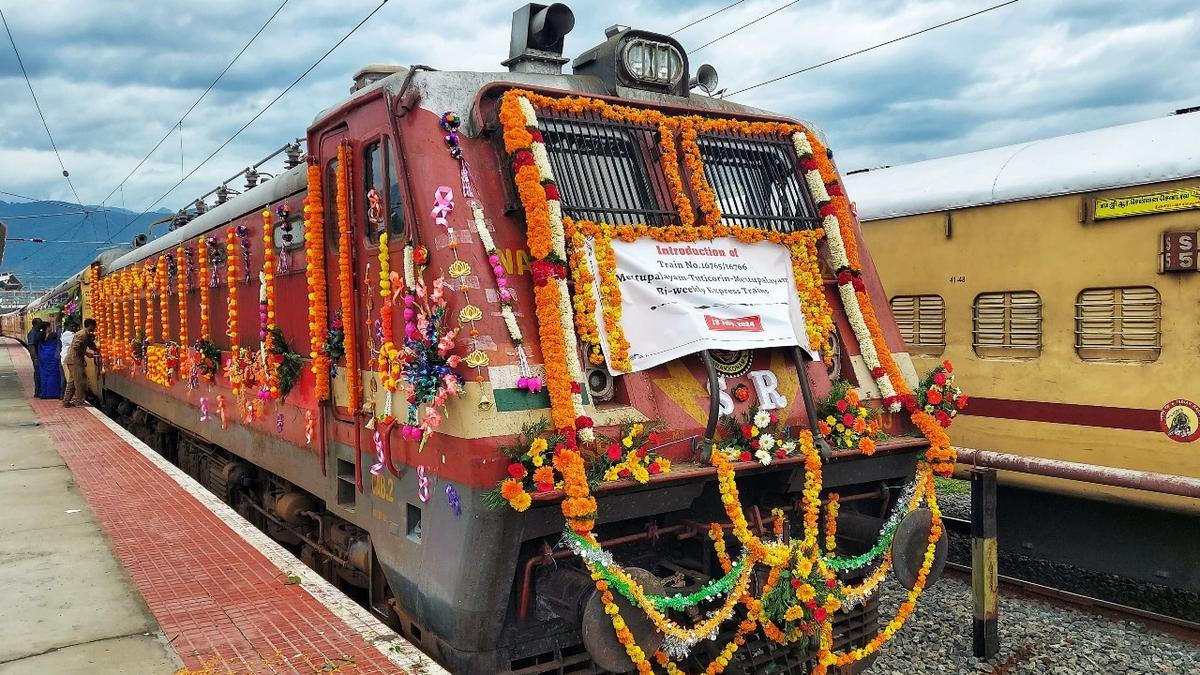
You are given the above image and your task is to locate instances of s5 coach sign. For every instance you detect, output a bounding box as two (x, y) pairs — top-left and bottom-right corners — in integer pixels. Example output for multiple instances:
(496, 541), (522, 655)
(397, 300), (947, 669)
(589, 237), (813, 374)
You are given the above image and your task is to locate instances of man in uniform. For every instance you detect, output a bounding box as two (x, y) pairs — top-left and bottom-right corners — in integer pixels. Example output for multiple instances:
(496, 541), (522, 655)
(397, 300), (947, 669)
(63, 318), (99, 408)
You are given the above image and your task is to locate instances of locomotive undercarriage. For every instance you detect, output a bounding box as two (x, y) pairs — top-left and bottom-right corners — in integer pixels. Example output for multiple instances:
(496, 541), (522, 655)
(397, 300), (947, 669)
(102, 390), (922, 675)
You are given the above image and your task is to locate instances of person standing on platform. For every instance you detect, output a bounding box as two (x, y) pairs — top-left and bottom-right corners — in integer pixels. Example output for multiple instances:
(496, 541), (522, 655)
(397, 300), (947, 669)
(37, 321), (62, 399)
(64, 318), (99, 408)
(59, 319), (76, 401)
(26, 318), (46, 397)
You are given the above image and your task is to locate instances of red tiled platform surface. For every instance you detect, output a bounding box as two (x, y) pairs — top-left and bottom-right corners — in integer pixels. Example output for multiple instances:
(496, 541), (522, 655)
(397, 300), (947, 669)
(9, 345), (403, 674)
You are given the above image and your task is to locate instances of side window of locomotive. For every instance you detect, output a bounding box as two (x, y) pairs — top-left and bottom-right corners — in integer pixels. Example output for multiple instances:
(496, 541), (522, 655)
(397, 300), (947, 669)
(385, 140), (405, 237)
(325, 158), (340, 251)
(696, 134), (814, 233)
(538, 114), (673, 226)
(363, 140), (384, 244)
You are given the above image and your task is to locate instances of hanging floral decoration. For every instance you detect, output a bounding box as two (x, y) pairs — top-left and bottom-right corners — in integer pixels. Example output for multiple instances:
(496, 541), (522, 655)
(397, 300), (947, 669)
(156, 256), (170, 342)
(716, 407), (801, 466)
(395, 269), (464, 445)
(226, 226), (239, 344)
(816, 381), (884, 455)
(236, 223), (252, 284)
(131, 265), (146, 365)
(596, 421), (671, 482)
(275, 203), (293, 273)
(260, 209), (275, 343)
(176, 245), (189, 346)
(302, 162), (331, 401)
(335, 142), (362, 414)
(499, 91), (587, 433)
(426, 185), (487, 395)
(147, 344), (172, 387)
(197, 235), (211, 341)
(142, 260), (155, 347)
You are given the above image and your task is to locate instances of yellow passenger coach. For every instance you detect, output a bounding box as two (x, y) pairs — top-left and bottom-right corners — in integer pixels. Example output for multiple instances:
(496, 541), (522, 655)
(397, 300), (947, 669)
(847, 110), (1200, 590)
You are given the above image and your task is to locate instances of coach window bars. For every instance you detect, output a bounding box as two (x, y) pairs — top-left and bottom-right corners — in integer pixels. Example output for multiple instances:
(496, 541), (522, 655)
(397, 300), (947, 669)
(1075, 286), (1161, 362)
(538, 111), (675, 226)
(695, 132), (819, 232)
(890, 295), (946, 356)
(972, 290), (1042, 359)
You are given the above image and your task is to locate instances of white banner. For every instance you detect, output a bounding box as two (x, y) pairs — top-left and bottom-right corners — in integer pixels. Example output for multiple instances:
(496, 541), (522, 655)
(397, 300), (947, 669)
(591, 237), (813, 374)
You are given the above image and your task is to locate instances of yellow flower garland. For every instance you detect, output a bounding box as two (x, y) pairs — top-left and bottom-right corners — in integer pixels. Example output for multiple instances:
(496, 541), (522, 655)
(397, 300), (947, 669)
(198, 235), (210, 341)
(226, 226), (239, 345)
(176, 244), (188, 346)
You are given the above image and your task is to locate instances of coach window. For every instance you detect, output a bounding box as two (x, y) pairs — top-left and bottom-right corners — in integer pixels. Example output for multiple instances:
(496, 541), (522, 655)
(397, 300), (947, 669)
(1075, 286), (1161, 362)
(890, 295), (945, 356)
(972, 290), (1042, 358)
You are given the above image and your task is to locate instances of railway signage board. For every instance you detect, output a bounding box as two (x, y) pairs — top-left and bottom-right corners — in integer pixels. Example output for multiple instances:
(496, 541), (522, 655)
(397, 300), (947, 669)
(1159, 230), (1198, 272)
(1093, 186), (1200, 220)
(593, 237), (812, 374)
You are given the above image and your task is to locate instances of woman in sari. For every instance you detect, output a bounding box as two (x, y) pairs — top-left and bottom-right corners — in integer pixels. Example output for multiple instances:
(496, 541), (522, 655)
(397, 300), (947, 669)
(37, 323), (62, 399)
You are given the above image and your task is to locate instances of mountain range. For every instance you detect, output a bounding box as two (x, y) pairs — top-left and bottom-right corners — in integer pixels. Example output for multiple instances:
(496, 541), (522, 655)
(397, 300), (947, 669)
(0, 200), (172, 291)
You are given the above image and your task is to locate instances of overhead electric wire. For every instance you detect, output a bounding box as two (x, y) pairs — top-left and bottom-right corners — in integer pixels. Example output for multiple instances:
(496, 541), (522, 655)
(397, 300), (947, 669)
(0, 189), (89, 208)
(0, 211), (111, 220)
(728, 0), (1020, 96)
(669, 0), (747, 36)
(690, 0), (799, 54)
(98, 0), (294, 208)
(105, 0), (390, 245)
(1, 7), (88, 217)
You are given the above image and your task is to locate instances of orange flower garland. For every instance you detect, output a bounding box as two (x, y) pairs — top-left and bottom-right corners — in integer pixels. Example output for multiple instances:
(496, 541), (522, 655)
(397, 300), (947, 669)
(590, 226), (631, 372)
(261, 209), (276, 337)
(335, 143), (361, 413)
(226, 226), (239, 345)
(302, 162), (330, 400)
(143, 261), (154, 343)
(157, 256), (169, 342)
(657, 123), (695, 228)
(679, 120), (722, 227)
(132, 266), (143, 353)
(564, 218), (600, 347)
(197, 235), (211, 341)
(176, 244), (188, 346)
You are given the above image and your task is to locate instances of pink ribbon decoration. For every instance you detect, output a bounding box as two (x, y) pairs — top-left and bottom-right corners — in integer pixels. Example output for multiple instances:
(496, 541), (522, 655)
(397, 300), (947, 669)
(304, 410), (314, 446)
(416, 465), (431, 503)
(199, 397), (209, 422)
(431, 186), (454, 229)
(216, 395), (227, 429)
(276, 413), (285, 435)
(370, 430), (385, 476)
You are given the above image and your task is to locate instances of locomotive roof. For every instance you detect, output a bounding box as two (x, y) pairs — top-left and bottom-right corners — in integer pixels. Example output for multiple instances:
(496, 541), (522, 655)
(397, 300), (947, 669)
(104, 164), (308, 274)
(845, 112), (1200, 221)
(314, 66), (817, 137)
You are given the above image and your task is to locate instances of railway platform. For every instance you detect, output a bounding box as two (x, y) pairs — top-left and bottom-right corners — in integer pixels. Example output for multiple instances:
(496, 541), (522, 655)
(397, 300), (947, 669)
(0, 344), (440, 675)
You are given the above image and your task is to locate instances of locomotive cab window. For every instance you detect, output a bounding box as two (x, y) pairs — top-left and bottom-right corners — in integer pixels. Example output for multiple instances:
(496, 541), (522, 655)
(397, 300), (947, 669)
(362, 138), (406, 245)
(538, 113), (674, 226)
(325, 157), (340, 251)
(890, 295), (945, 356)
(696, 133), (816, 232)
(973, 290), (1042, 358)
(1075, 286), (1161, 362)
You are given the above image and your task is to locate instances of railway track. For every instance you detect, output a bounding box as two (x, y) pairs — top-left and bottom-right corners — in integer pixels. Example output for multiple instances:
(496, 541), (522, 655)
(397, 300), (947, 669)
(940, 515), (1200, 641)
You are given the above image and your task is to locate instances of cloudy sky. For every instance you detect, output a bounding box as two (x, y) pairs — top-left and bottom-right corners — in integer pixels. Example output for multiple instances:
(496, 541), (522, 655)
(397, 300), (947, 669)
(3, 0), (1198, 221)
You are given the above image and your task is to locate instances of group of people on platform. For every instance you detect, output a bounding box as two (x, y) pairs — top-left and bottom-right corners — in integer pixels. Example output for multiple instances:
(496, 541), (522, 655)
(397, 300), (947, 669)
(25, 316), (99, 407)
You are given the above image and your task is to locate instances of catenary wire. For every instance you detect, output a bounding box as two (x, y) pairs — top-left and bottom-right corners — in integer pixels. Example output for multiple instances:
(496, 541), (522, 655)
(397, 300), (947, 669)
(104, 0), (390, 245)
(728, 0), (1020, 95)
(1, 7), (88, 224)
(97, 0), (294, 208)
(670, 0), (746, 36)
(691, 0), (799, 54)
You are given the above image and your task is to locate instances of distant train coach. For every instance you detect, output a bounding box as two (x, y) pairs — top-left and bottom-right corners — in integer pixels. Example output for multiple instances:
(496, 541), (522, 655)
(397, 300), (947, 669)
(849, 109), (1200, 590)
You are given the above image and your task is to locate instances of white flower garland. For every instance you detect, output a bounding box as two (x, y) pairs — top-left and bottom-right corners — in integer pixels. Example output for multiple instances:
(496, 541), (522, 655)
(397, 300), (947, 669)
(522, 96), (586, 423)
(794, 132), (900, 411)
(471, 199), (535, 382)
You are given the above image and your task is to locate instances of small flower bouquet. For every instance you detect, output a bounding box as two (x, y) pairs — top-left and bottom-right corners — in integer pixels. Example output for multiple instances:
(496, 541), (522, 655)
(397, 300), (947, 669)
(816, 380), (884, 455)
(717, 407), (800, 466)
(916, 360), (967, 428)
(595, 421), (670, 483)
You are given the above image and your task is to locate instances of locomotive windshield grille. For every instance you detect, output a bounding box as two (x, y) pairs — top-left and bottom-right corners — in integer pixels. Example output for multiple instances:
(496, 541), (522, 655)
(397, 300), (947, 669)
(696, 132), (818, 232)
(539, 112), (675, 226)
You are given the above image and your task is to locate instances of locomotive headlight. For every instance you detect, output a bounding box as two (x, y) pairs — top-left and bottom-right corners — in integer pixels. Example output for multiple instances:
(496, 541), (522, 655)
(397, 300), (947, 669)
(621, 37), (683, 87)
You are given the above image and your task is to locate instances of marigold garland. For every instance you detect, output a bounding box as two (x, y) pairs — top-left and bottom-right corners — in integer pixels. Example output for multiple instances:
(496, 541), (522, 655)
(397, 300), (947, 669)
(197, 235), (211, 341)
(302, 162), (330, 401)
(226, 226), (239, 345)
(335, 143), (361, 413)
(143, 260), (154, 345)
(156, 256), (169, 342)
(176, 244), (188, 346)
